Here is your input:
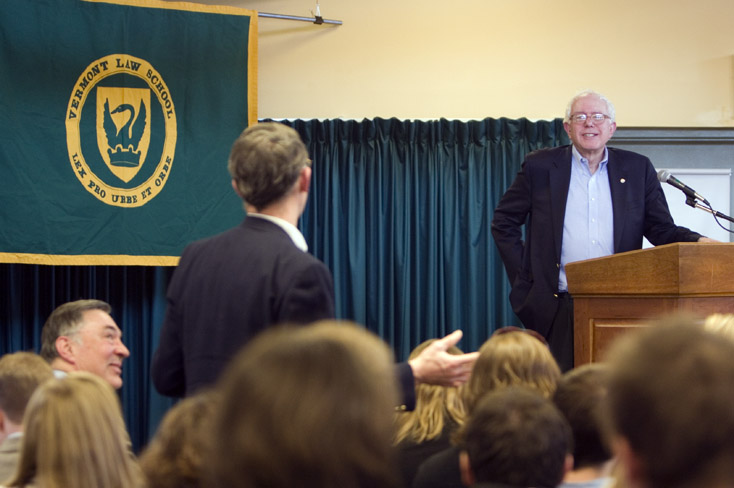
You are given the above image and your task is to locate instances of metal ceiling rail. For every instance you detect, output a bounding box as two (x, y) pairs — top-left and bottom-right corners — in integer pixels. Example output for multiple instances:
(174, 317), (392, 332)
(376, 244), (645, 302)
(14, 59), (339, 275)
(258, 12), (342, 25)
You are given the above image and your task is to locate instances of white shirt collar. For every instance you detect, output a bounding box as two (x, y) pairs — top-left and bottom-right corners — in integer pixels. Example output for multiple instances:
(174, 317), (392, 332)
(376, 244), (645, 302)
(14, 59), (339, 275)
(571, 145), (609, 167)
(247, 213), (308, 252)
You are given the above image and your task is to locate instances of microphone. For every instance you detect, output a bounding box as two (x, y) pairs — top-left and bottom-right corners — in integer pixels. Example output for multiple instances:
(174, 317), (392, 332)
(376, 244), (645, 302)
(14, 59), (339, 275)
(656, 170), (709, 204)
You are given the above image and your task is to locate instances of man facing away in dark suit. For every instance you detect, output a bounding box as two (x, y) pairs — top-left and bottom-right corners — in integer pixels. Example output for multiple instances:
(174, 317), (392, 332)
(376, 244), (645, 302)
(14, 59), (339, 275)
(151, 122), (336, 398)
(491, 91), (714, 371)
(152, 122), (479, 402)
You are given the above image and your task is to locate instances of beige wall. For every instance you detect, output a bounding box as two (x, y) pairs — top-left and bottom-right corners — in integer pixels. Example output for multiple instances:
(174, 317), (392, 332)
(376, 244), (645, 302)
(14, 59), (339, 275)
(190, 0), (734, 126)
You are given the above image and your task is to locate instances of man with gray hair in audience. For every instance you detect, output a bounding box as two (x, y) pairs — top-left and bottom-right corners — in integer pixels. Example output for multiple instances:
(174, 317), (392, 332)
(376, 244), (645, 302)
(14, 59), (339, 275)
(40, 299), (130, 389)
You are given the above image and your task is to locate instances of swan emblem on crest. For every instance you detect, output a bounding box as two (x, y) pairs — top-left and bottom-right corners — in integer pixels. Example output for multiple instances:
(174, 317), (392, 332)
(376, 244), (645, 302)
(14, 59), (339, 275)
(103, 99), (147, 167)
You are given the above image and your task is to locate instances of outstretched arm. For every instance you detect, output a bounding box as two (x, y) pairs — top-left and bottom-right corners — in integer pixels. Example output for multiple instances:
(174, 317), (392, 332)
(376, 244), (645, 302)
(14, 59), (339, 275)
(408, 330), (479, 387)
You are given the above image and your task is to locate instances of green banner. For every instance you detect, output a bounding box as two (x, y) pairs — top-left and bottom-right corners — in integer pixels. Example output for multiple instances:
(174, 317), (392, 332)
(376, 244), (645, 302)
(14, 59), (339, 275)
(0, 0), (257, 265)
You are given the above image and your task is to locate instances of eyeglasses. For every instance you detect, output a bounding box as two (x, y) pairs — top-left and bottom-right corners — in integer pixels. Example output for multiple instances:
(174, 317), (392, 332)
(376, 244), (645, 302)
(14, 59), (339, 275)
(570, 113), (612, 124)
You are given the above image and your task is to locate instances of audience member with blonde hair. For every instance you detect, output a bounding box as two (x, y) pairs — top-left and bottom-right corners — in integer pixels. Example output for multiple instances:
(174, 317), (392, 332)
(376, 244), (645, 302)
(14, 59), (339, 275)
(463, 327), (560, 412)
(394, 340), (467, 488)
(206, 320), (400, 488)
(413, 327), (561, 488)
(0, 353), (54, 483)
(140, 390), (219, 488)
(2, 372), (142, 488)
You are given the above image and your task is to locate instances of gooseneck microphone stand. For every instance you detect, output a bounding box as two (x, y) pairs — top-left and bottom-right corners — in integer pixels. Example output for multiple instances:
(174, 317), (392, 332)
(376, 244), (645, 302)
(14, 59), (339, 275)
(685, 196), (734, 233)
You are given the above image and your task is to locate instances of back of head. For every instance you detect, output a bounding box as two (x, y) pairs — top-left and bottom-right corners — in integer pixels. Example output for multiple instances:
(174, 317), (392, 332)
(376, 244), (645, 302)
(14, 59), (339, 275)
(40, 299), (111, 362)
(208, 321), (399, 488)
(703, 313), (734, 341)
(461, 387), (571, 487)
(465, 329), (561, 415)
(394, 340), (467, 445)
(140, 390), (219, 488)
(606, 320), (734, 488)
(228, 121), (310, 210)
(8, 372), (139, 488)
(553, 363), (612, 469)
(0, 352), (54, 425)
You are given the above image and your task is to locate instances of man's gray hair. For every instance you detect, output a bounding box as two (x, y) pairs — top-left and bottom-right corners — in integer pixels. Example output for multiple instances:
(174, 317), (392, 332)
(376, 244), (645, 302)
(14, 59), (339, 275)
(564, 90), (616, 123)
(40, 299), (112, 362)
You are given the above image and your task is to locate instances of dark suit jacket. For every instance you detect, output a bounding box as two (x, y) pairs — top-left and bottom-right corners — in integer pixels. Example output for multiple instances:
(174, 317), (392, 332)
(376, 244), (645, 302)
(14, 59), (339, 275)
(491, 145), (702, 337)
(151, 216), (335, 397)
(396, 362), (417, 411)
(412, 445), (462, 488)
(397, 419), (458, 488)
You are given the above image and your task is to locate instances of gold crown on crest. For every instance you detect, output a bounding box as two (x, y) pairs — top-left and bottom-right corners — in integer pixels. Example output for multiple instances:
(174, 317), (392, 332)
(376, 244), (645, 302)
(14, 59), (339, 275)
(107, 145), (142, 167)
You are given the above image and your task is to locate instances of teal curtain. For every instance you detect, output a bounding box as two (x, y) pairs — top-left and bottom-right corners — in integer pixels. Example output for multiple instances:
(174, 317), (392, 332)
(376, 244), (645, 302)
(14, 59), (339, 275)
(0, 116), (568, 449)
(288, 117), (569, 359)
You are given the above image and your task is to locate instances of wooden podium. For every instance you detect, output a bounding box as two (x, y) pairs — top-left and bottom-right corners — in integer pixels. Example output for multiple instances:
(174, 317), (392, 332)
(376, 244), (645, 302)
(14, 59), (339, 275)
(565, 242), (734, 367)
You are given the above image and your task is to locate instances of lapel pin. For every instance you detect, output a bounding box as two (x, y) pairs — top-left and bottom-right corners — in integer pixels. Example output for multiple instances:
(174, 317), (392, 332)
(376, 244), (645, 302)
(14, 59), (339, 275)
(620, 178), (626, 184)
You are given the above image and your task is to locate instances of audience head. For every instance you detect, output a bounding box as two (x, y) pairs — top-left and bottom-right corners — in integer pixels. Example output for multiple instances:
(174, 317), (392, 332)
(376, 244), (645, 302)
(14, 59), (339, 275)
(459, 387), (572, 488)
(394, 339), (467, 445)
(464, 327), (561, 415)
(6, 372), (140, 488)
(0, 352), (53, 443)
(553, 363), (613, 471)
(140, 390), (219, 488)
(40, 299), (129, 389)
(208, 320), (400, 488)
(703, 312), (734, 340)
(606, 319), (734, 488)
(228, 121), (311, 212)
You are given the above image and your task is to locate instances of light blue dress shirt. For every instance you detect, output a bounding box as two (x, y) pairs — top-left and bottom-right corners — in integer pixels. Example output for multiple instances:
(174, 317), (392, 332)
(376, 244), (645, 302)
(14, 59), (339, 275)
(558, 146), (614, 292)
(558, 477), (614, 488)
